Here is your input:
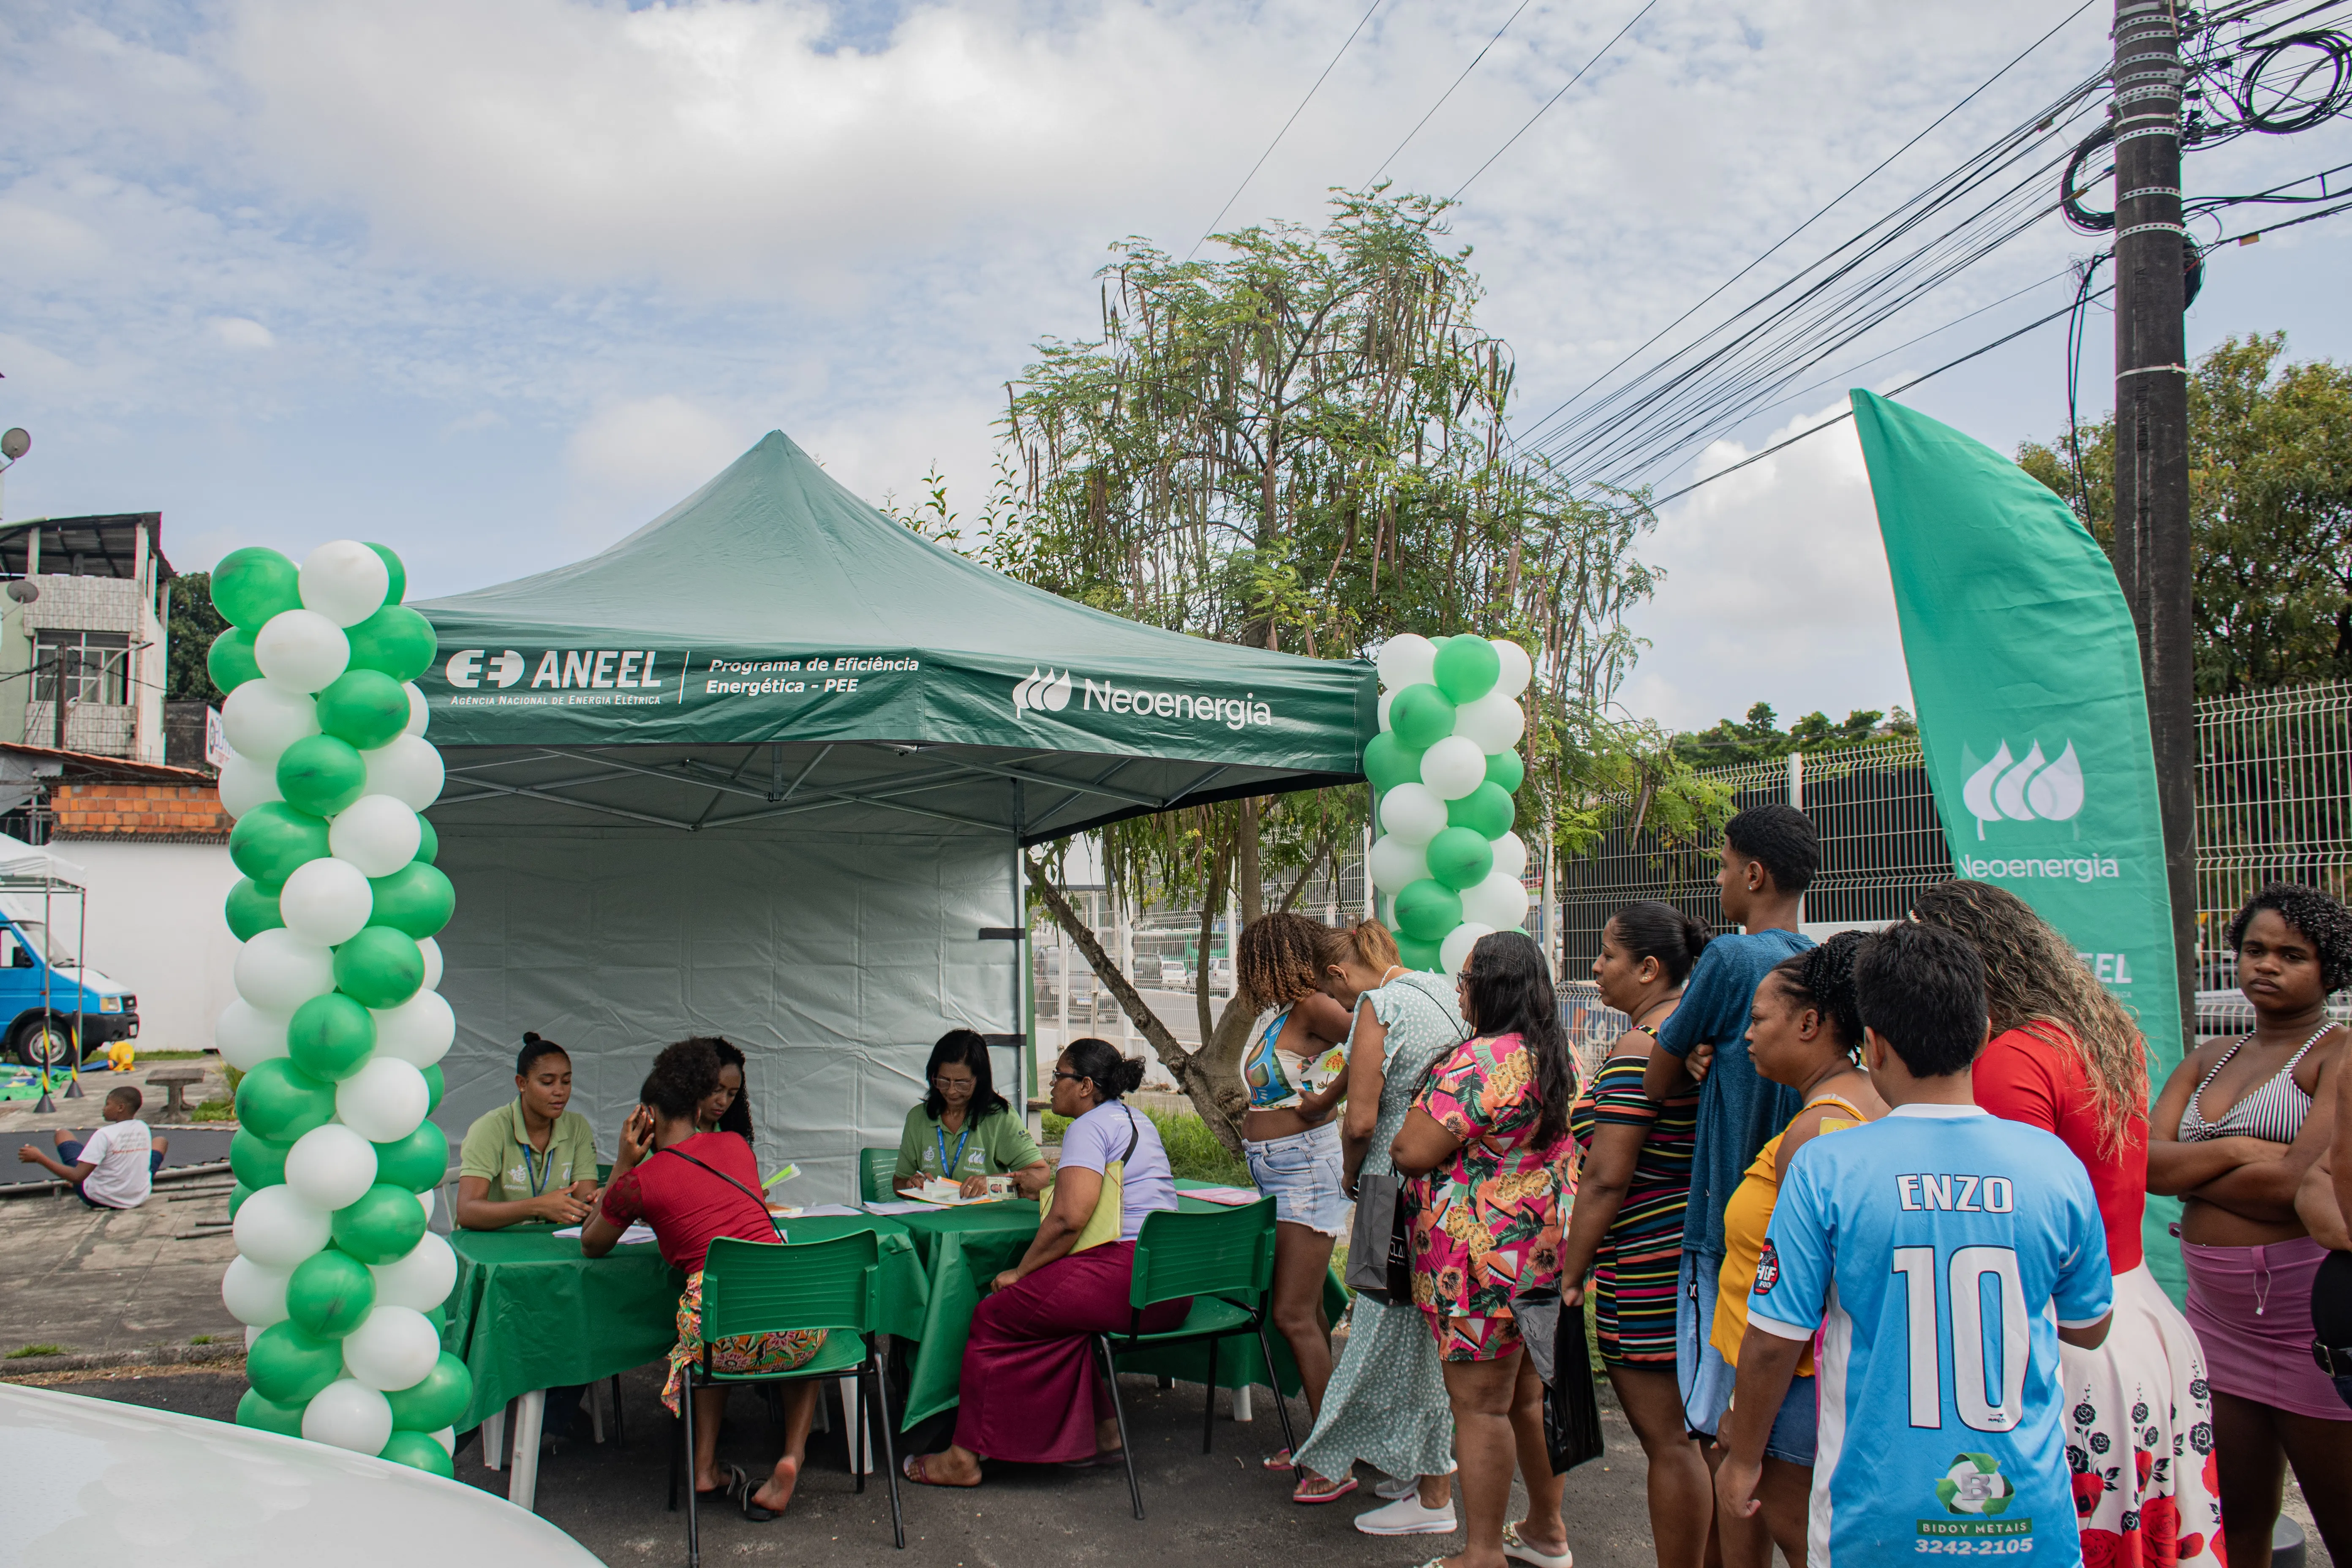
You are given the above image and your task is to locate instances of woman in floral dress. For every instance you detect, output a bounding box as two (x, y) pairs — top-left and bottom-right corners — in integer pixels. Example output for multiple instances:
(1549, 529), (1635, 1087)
(1395, 932), (1580, 1568)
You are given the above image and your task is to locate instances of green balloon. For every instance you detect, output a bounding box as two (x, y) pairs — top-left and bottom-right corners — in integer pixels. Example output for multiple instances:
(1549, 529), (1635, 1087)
(225, 878), (285, 941)
(422, 1062), (445, 1111)
(229, 1181), (254, 1217)
(246, 1321), (344, 1405)
(276, 734), (367, 818)
(332, 1183), (427, 1264)
(1394, 878), (1464, 943)
(211, 547), (303, 631)
(365, 543), (407, 607)
(235, 1386), (308, 1437)
(387, 1351), (474, 1431)
(314, 669), (411, 751)
(1485, 748), (1526, 794)
(373, 1119), (449, 1193)
(1448, 781), (1516, 840)
(1432, 635), (1501, 704)
(367, 862), (454, 940)
(286, 993), (376, 1082)
(334, 926), (425, 1008)
(229, 1131), (289, 1190)
(380, 1429), (453, 1476)
(1388, 683), (1457, 751)
(1424, 826), (1496, 892)
(1362, 732), (1424, 796)
(208, 628), (264, 695)
(236, 1059), (338, 1143)
(229, 802), (330, 889)
(1396, 934), (1444, 972)
(286, 1247), (377, 1339)
(343, 606), (436, 684)
(413, 815), (438, 865)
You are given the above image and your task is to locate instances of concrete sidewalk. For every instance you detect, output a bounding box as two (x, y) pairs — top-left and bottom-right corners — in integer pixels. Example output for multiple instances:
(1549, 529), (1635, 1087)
(0, 1171), (241, 1359)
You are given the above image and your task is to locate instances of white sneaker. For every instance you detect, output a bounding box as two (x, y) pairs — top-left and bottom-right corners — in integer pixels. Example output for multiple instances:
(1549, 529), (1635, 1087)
(1372, 1473), (1418, 1500)
(1354, 1495), (1459, 1536)
(1501, 1522), (1573, 1568)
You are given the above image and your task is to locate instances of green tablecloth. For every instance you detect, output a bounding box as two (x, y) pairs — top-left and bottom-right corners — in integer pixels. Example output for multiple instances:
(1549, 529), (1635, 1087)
(443, 1214), (926, 1432)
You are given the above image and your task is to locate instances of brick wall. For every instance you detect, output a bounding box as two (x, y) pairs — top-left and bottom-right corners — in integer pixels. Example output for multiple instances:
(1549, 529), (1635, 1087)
(52, 783), (231, 842)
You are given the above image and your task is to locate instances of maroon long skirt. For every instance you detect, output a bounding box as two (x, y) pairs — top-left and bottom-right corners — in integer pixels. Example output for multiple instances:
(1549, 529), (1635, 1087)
(952, 1240), (1192, 1463)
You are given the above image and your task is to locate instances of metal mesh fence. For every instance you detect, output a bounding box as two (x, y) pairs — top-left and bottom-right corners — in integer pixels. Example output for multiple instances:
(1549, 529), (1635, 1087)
(2194, 681), (2352, 991)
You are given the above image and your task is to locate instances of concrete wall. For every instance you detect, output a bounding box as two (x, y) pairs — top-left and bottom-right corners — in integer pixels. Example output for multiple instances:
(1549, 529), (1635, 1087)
(61, 839), (240, 1055)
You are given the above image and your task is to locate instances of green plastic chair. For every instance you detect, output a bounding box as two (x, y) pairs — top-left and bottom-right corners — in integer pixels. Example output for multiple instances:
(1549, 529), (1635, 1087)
(670, 1230), (903, 1564)
(858, 1146), (898, 1203)
(1095, 1198), (1293, 1519)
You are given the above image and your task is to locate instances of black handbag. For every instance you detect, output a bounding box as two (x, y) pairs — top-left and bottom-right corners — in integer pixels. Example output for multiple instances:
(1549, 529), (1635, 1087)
(1542, 1296), (1606, 1474)
(1343, 1169), (1412, 1301)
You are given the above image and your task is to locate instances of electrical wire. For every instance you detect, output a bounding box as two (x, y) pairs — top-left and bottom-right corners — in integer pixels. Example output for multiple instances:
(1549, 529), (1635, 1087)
(1449, 0), (1658, 201)
(1366, 0), (1533, 188)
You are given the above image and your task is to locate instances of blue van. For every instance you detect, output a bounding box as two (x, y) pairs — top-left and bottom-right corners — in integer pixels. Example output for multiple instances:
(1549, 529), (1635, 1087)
(0, 907), (136, 1070)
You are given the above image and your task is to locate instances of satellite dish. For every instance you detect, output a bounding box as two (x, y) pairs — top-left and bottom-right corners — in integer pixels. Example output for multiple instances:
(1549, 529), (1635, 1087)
(6, 581), (38, 603)
(0, 429), (27, 462)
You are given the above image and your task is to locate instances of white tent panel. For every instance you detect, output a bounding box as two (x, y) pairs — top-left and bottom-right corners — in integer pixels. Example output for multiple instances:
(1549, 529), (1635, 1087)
(434, 825), (1016, 1202)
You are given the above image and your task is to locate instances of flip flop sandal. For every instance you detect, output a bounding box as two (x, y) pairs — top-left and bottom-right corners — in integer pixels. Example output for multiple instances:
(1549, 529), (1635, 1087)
(694, 1462), (745, 1503)
(901, 1453), (981, 1489)
(1290, 1473), (1358, 1505)
(1261, 1448), (1296, 1471)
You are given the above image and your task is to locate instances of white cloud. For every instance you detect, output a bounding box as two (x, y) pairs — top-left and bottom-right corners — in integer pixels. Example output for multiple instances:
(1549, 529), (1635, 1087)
(561, 393), (762, 544)
(211, 317), (275, 350)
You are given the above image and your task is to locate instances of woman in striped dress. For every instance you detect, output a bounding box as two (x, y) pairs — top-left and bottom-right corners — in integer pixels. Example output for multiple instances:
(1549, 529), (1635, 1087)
(1558, 901), (1709, 1568)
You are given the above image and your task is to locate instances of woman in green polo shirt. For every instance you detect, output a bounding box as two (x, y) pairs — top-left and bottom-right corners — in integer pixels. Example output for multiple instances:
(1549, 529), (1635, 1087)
(456, 1032), (603, 1229)
(894, 1030), (1051, 1199)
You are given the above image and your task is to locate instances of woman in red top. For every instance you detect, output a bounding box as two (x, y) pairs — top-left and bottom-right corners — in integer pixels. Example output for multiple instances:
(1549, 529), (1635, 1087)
(583, 1039), (823, 1522)
(1914, 881), (2222, 1568)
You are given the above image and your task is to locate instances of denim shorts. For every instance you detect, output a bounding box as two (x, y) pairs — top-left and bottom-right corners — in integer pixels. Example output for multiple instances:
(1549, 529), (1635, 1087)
(1763, 1373), (1818, 1464)
(1244, 1121), (1349, 1236)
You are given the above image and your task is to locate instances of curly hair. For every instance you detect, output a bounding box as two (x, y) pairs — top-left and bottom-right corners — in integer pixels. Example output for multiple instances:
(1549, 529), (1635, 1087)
(2229, 882), (2352, 992)
(639, 1037), (722, 1120)
(1912, 880), (2147, 1157)
(1769, 929), (1869, 1051)
(1238, 911), (1329, 1009)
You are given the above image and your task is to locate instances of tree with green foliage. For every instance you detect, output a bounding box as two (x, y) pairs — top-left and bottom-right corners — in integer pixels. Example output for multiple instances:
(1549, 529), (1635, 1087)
(1673, 702), (1916, 768)
(2018, 334), (2352, 695)
(166, 571), (227, 703)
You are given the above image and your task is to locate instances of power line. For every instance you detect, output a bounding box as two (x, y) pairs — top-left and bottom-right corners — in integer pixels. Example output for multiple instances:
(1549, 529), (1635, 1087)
(1187, 0), (1393, 261)
(1366, 0), (1533, 188)
(1450, 0), (1658, 202)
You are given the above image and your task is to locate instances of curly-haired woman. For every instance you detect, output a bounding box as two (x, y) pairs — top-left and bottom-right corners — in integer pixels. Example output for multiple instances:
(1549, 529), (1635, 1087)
(1916, 881), (2224, 1568)
(2149, 882), (2352, 1567)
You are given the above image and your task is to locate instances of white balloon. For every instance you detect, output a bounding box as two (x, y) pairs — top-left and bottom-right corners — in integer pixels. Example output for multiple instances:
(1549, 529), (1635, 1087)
(1375, 633), (1439, 691)
(232, 1184), (332, 1270)
(327, 794), (420, 878)
(342, 1305), (441, 1393)
(415, 936), (443, 993)
(302, 1377), (394, 1456)
(362, 735), (444, 812)
(1418, 735), (1488, 800)
(299, 540), (392, 628)
(217, 753), (284, 818)
(285, 1124), (380, 1212)
(1376, 690), (1393, 732)
(1368, 833), (1431, 895)
(417, 1187), (437, 1222)
(1452, 690), (1527, 753)
(369, 1231), (456, 1312)
(336, 1056), (429, 1143)
(277, 857), (374, 946)
(221, 679), (320, 763)
(245, 1323), (264, 1351)
(221, 1256), (292, 1327)
(234, 930), (337, 1014)
(1378, 783), (1449, 846)
(215, 999), (291, 1071)
(429, 1426), (456, 1457)
(1489, 830), (1530, 884)
(1461, 869), (1533, 932)
(1440, 922), (1497, 977)
(403, 682), (430, 737)
(370, 988), (454, 1068)
(253, 608), (351, 694)
(1490, 638), (1533, 698)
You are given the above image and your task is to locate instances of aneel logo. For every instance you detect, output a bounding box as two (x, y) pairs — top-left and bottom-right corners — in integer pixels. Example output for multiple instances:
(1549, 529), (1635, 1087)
(446, 649), (669, 690)
(1961, 740), (2084, 837)
(1011, 668), (1072, 717)
(444, 650), (526, 689)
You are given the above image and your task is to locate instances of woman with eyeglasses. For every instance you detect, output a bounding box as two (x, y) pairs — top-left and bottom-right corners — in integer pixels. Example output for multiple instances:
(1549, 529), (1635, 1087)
(893, 1029), (1052, 1199)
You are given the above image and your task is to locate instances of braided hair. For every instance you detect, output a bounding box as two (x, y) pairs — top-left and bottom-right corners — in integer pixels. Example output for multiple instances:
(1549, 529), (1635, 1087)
(2229, 882), (2352, 992)
(1768, 930), (1868, 1055)
(1237, 911), (1329, 1010)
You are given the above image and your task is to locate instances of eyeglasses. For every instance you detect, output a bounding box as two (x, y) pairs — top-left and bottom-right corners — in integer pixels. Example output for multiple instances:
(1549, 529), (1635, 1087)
(930, 1075), (975, 1089)
(1050, 1070), (1086, 1086)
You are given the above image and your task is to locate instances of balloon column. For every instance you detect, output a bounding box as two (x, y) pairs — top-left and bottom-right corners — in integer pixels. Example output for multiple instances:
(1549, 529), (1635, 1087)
(208, 541), (472, 1476)
(1364, 634), (1535, 974)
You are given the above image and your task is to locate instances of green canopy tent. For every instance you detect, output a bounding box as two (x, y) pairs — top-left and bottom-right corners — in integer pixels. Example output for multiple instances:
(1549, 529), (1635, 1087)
(416, 432), (1372, 1196)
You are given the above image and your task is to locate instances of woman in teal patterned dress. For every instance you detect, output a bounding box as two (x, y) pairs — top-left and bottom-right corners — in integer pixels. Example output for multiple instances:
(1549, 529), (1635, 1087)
(1286, 919), (1468, 1536)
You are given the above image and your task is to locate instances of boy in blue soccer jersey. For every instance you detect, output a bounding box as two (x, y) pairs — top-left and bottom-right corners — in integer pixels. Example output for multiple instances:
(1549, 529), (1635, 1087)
(1714, 923), (2115, 1566)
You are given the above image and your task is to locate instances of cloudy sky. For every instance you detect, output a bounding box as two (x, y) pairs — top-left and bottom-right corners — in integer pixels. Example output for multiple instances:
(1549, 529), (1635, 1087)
(5, 0), (2347, 733)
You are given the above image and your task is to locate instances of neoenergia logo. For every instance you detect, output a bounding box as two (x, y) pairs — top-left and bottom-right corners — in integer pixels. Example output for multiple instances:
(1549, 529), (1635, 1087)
(1961, 740), (2085, 837)
(1012, 668), (1073, 716)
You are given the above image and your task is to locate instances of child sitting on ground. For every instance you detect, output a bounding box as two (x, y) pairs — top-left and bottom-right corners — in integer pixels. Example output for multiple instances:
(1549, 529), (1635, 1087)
(16, 1086), (167, 1209)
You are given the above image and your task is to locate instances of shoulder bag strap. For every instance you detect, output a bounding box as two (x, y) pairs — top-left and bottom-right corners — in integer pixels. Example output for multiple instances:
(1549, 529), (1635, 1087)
(652, 1145), (784, 1239)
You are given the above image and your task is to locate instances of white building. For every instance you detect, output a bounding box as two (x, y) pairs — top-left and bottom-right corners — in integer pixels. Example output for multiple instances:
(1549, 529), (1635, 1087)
(0, 513), (175, 764)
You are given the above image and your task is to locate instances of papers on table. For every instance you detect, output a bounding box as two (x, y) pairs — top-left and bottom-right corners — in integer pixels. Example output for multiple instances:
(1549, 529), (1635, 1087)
(859, 1199), (935, 1216)
(553, 1221), (658, 1244)
(795, 1203), (866, 1218)
(1182, 1185), (1263, 1207)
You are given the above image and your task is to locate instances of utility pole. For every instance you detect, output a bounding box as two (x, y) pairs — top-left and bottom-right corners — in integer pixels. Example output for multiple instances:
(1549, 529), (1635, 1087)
(2109, 0), (2198, 1043)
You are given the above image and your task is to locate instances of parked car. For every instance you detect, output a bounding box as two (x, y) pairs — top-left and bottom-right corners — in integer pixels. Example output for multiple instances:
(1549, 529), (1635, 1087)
(1157, 957), (1187, 988)
(0, 1382), (601, 1565)
(0, 902), (136, 1070)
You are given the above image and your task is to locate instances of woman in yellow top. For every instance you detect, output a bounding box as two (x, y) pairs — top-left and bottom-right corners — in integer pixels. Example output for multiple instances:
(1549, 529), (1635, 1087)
(1712, 931), (1884, 1568)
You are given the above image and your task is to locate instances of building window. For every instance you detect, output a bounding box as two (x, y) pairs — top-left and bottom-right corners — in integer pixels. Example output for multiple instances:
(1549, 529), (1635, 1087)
(33, 631), (131, 707)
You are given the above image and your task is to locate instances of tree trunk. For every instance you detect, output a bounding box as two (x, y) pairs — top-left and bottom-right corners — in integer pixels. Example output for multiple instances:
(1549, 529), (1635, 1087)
(1236, 797), (1264, 926)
